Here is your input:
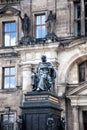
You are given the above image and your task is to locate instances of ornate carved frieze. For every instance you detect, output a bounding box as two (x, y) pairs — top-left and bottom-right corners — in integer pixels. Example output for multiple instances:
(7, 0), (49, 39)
(0, 52), (19, 58)
(78, 44), (87, 54)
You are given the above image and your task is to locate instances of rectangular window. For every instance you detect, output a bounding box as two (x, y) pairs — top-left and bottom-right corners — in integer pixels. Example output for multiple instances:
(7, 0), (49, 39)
(35, 14), (46, 39)
(74, 2), (81, 36)
(3, 21), (16, 47)
(1, 114), (14, 130)
(79, 62), (85, 82)
(3, 67), (15, 89)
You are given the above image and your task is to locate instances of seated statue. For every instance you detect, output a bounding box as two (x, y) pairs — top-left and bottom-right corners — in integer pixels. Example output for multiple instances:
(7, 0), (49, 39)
(31, 54), (56, 91)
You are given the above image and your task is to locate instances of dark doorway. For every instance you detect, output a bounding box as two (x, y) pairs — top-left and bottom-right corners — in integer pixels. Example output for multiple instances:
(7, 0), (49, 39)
(83, 111), (87, 130)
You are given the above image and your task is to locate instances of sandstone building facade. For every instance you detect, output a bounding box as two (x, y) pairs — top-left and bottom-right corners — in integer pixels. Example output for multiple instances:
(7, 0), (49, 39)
(0, 0), (87, 130)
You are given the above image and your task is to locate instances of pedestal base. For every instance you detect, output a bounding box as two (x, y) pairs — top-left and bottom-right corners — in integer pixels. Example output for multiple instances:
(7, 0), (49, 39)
(45, 33), (59, 42)
(21, 91), (62, 130)
(19, 36), (32, 45)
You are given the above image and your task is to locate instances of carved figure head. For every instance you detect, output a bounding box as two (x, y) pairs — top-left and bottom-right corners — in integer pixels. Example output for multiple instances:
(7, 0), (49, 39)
(41, 54), (47, 62)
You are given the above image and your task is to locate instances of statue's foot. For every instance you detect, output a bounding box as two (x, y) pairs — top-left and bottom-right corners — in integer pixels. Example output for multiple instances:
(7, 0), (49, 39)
(36, 88), (41, 91)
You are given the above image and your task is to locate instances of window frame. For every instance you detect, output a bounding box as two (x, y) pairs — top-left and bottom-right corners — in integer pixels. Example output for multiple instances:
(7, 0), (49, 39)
(35, 14), (46, 39)
(85, 1), (87, 36)
(3, 67), (15, 89)
(74, 0), (87, 36)
(0, 16), (19, 48)
(33, 11), (47, 39)
(74, 1), (81, 36)
(3, 21), (17, 47)
(1, 113), (14, 130)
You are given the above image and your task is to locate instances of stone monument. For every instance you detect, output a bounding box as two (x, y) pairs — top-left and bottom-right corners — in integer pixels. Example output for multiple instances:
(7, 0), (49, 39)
(31, 54), (56, 91)
(20, 55), (63, 130)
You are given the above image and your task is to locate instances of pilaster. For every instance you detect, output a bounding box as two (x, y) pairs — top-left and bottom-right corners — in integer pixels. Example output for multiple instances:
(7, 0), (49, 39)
(81, 0), (85, 36)
(72, 106), (79, 130)
(22, 64), (32, 92)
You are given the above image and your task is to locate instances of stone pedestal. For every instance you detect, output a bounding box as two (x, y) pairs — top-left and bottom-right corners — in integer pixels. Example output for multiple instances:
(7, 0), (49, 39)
(21, 91), (62, 130)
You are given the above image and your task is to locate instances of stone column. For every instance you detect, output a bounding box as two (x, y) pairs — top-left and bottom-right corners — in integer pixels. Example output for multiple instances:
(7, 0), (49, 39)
(72, 106), (79, 130)
(22, 64), (32, 92)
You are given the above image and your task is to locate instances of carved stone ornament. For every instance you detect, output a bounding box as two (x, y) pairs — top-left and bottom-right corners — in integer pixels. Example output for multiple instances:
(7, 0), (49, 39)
(0, 5), (20, 17)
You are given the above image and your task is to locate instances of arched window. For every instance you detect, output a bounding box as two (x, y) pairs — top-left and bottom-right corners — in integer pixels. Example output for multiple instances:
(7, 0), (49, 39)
(79, 61), (87, 82)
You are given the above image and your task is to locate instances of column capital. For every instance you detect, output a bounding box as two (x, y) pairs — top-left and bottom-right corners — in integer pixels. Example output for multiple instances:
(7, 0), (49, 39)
(72, 105), (79, 110)
(21, 64), (32, 71)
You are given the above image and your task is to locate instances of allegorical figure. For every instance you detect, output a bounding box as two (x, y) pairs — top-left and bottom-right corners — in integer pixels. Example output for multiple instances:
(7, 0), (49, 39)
(45, 10), (56, 34)
(19, 13), (30, 37)
(31, 54), (56, 91)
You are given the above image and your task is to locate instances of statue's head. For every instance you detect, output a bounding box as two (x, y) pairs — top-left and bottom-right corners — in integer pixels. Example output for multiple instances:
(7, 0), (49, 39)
(50, 10), (52, 14)
(41, 54), (47, 62)
(24, 13), (27, 17)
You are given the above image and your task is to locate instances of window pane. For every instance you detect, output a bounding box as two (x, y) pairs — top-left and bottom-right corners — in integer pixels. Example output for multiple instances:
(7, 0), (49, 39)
(10, 77), (15, 88)
(85, 20), (87, 36)
(3, 125), (8, 130)
(9, 115), (14, 123)
(4, 23), (10, 32)
(4, 77), (9, 88)
(4, 34), (10, 46)
(42, 15), (45, 24)
(10, 68), (15, 75)
(75, 4), (81, 19)
(3, 115), (8, 122)
(36, 16), (40, 25)
(85, 4), (87, 17)
(75, 21), (81, 36)
(10, 33), (16, 46)
(10, 22), (16, 31)
(36, 26), (41, 38)
(9, 124), (14, 130)
(42, 26), (46, 38)
(5, 68), (9, 75)
(79, 62), (85, 82)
